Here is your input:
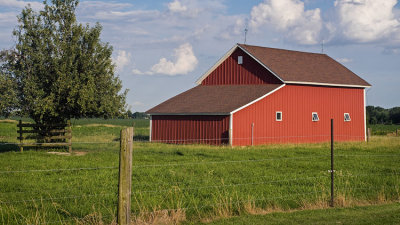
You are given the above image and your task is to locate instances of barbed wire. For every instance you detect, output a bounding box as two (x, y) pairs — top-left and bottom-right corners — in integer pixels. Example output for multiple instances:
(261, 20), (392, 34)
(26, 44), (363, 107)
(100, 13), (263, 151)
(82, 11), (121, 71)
(132, 176), (327, 194)
(132, 155), (330, 169)
(0, 193), (117, 205)
(0, 166), (118, 174)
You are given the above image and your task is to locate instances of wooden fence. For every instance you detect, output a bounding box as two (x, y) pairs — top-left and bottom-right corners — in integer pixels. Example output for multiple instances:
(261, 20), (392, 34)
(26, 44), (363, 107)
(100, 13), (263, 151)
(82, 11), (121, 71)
(17, 120), (72, 153)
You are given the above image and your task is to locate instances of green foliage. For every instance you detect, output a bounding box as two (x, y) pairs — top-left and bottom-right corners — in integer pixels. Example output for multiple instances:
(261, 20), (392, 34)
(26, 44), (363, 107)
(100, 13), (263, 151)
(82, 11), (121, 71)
(0, 51), (18, 117)
(366, 106), (400, 125)
(5, 0), (127, 125)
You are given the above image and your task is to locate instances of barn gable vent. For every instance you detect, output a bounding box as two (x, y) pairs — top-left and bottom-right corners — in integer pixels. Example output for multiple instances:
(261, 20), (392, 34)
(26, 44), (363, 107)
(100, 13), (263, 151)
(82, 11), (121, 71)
(238, 56), (243, 64)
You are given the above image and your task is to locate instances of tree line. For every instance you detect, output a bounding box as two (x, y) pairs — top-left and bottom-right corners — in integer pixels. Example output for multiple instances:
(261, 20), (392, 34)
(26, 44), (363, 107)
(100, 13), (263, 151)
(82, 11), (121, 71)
(367, 106), (400, 125)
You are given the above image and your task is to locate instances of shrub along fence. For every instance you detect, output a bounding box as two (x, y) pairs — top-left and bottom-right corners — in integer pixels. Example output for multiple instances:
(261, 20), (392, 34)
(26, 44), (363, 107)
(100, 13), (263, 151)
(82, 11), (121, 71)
(17, 120), (72, 153)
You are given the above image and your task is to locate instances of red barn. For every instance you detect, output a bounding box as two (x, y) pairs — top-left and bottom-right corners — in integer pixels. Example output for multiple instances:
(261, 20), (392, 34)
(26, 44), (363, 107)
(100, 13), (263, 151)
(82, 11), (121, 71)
(146, 44), (371, 146)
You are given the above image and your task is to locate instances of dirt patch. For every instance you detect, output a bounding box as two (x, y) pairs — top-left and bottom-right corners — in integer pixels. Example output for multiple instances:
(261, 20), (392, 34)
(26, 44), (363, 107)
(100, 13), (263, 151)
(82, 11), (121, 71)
(84, 124), (122, 128)
(0, 119), (18, 124)
(48, 151), (71, 156)
(74, 151), (88, 156)
(47, 151), (87, 156)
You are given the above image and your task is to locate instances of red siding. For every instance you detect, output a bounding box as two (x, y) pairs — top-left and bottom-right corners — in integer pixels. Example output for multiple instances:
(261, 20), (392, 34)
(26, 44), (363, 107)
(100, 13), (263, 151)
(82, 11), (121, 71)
(232, 85), (365, 146)
(151, 115), (230, 145)
(201, 48), (282, 85)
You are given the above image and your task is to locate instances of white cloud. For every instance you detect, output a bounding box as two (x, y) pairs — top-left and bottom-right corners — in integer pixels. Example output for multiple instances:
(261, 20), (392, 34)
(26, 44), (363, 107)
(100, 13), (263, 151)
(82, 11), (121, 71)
(336, 57), (353, 63)
(132, 43), (198, 76)
(168, 0), (188, 13)
(0, 0), (42, 10)
(249, 0), (322, 45)
(333, 0), (400, 43)
(114, 50), (131, 72)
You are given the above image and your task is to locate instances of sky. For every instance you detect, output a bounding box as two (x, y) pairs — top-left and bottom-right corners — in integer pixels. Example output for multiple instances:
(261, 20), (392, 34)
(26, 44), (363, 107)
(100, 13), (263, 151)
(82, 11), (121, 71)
(0, 0), (399, 112)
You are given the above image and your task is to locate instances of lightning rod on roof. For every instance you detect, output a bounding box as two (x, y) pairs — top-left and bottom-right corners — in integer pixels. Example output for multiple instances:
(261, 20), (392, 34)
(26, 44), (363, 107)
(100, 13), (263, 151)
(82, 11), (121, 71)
(321, 39), (324, 53)
(244, 18), (249, 44)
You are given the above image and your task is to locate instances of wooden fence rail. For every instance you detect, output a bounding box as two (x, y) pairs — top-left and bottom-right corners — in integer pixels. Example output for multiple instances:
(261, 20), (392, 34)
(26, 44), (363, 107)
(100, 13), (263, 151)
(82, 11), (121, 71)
(17, 120), (72, 153)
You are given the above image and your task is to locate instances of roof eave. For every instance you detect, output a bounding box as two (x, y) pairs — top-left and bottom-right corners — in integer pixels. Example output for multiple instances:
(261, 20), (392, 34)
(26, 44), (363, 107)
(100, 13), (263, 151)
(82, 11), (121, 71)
(285, 81), (371, 88)
(147, 112), (231, 116)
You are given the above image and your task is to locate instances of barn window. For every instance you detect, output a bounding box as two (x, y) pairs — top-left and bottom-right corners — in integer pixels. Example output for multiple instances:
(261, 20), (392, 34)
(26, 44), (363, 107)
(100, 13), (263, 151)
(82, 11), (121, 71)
(276, 111), (282, 121)
(344, 113), (351, 121)
(312, 112), (319, 121)
(238, 56), (243, 64)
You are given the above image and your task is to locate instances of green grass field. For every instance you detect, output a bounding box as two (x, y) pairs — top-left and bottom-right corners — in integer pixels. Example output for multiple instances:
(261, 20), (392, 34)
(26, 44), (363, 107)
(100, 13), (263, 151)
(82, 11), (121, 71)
(0, 119), (399, 224)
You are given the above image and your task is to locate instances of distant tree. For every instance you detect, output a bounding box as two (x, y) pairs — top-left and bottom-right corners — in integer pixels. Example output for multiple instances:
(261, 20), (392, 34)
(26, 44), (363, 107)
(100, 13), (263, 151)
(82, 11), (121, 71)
(0, 51), (18, 118)
(4, 0), (127, 126)
(389, 107), (400, 124)
(126, 109), (134, 118)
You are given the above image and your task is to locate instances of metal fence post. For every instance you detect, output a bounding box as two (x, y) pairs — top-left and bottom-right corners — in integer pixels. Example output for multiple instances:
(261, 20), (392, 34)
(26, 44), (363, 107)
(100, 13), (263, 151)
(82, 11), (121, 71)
(251, 123), (254, 146)
(330, 119), (334, 207)
(118, 127), (133, 225)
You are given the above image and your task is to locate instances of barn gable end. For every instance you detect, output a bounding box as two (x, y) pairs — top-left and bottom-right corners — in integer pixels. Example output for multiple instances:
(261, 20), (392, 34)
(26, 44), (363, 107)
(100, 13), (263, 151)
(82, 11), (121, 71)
(200, 48), (283, 85)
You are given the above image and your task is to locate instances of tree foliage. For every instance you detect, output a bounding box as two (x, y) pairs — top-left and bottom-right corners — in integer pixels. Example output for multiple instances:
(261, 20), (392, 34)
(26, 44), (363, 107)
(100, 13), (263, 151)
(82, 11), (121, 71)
(366, 106), (400, 125)
(0, 51), (18, 117)
(5, 0), (127, 124)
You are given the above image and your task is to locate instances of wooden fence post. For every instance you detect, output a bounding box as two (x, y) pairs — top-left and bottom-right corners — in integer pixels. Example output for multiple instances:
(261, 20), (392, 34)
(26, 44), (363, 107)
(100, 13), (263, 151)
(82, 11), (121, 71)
(396, 129), (399, 137)
(118, 127), (134, 225)
(19, 120), (23, 152)
(67, 120), (72, 153)
(367, 128), (371, 142)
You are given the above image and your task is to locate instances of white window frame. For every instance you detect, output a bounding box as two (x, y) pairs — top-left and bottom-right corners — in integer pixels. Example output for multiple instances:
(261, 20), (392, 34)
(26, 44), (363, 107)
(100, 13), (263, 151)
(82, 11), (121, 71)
(344, 113), (351, 122)
(238, 56), (243, 64)
(312, 112), (319, 122)
(276, 111), (282, 121)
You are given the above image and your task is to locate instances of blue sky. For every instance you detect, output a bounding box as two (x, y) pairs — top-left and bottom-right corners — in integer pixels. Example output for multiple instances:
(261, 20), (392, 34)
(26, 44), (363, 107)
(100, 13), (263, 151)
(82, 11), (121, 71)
(1, 0), (399, 112)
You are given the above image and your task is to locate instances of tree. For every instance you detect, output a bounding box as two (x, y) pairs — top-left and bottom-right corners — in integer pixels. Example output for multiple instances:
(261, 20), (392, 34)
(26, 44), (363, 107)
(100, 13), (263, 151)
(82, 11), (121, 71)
(5, 0), (127, 125)
(0, 51), (18, 118)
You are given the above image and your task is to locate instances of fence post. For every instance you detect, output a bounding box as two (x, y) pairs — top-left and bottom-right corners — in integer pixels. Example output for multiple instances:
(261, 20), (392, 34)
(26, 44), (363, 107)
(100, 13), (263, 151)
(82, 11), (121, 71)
(118, 127), (133, 225)
(251, 123), (254, 146)
(67, 120), (72, 153)
(396, 129), (398, 137)
(367, 128), (371, 142)
(19, 120), (23, 152)
(330, 119), (334, 207)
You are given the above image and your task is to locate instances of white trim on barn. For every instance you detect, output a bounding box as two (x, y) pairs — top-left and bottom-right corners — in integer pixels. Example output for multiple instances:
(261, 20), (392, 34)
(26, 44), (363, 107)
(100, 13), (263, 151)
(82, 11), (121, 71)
(195, 45), (237, 84)
(229, 114), (233, 146)
(236, 45), (285, 83)
(285, 81), (371, 88)
(149, 115), (152, 142)
(364, 88), (367, 142)
(230, 84), (286, 114)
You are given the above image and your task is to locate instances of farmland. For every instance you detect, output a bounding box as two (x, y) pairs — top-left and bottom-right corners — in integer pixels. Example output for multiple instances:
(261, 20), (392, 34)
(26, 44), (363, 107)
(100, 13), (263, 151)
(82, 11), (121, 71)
(0, 118), (399, 224)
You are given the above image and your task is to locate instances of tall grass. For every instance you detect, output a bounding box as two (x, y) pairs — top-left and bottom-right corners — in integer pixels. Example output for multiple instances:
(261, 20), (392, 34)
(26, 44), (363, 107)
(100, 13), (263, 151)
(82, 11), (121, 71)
(0, 120), (399, 224)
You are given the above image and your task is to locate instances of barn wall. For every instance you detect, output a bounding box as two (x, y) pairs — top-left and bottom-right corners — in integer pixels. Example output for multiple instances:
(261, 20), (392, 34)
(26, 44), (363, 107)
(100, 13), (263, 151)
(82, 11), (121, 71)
(201, 48), (282, 85)
(232, 85), (365, 146)
(151, 115), (230, 145)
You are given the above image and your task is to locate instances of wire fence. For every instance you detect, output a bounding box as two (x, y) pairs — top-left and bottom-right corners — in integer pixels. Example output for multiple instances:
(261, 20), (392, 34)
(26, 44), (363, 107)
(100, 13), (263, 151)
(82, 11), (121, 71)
(0, 130), (399, 225)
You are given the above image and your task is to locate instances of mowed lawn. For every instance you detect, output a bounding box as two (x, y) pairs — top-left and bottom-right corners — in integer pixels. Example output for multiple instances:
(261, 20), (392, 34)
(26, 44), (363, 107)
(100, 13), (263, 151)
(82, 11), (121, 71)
(0, 119), (399, 225)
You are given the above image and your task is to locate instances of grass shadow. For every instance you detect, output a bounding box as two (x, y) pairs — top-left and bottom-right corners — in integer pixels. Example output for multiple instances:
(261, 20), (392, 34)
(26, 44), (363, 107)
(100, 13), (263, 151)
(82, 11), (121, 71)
(0, 141), (19, 153)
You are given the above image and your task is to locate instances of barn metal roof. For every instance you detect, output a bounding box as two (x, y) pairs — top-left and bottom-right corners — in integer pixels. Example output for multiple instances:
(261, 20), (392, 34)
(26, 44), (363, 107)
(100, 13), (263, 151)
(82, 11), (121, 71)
(146, 84), (282, 115)
(196, 44), (371, 88)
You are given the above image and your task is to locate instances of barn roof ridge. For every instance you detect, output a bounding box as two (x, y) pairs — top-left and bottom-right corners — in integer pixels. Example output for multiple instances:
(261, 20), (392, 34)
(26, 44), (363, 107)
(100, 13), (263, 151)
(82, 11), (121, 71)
(196, 44), (371, 88)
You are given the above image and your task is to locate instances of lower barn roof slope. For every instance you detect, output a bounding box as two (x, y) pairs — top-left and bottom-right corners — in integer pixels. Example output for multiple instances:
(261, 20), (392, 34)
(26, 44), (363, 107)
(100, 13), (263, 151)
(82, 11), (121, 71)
(146, 84), (282, 115)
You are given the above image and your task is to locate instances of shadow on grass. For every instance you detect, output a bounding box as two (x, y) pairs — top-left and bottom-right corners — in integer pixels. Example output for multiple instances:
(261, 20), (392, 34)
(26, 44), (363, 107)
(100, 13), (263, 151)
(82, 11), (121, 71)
(113, 135), (149, 142)
(0, 141), (19, 153)
(0, 141), (71, 153)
